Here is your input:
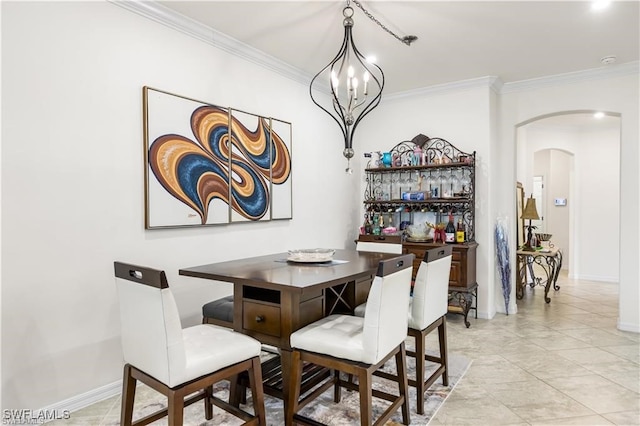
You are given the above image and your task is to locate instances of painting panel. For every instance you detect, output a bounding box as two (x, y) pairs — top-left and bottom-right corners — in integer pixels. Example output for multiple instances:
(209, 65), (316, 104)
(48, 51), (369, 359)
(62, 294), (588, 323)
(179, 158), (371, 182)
(229, 108), (272, 223)
(144, 87), (231, 228)
(269, 118), (293, 220)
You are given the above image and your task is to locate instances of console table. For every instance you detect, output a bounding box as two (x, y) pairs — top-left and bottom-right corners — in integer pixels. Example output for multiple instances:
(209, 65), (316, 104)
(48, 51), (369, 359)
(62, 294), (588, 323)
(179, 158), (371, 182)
(516, 247), (563, 303)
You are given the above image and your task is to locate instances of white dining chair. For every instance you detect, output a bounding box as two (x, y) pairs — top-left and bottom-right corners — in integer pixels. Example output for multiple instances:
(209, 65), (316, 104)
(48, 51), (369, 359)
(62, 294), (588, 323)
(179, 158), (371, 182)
(114, 261), (266, 426)
(287, 253), (415, 425)
(356, 234), (404, 254)
(359, 246), (452, 415)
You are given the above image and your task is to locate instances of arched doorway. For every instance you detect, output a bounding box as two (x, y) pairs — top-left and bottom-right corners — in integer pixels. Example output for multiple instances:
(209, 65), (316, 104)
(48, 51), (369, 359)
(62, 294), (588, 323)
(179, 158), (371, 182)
(515, 111), (621, 290)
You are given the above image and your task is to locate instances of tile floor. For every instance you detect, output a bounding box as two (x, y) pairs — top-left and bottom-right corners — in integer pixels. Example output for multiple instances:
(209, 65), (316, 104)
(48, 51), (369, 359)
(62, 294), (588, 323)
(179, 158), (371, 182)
(50, 272), (639, 425)
(431, 272), (640, 425)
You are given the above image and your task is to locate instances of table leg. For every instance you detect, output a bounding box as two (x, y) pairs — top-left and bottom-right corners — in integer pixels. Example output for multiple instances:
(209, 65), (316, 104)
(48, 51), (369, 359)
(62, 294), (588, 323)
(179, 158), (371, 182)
(516, 256), (526, 300)
(543, 252), (563, 303)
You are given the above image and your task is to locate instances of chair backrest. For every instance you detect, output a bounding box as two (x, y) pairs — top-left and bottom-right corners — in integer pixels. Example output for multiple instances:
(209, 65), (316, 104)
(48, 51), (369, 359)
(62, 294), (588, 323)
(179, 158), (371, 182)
(114, 262), (185, 385)
(356, 235), (403, 254)
(409, 246), (452, 330)
(362, 253), (414, 364)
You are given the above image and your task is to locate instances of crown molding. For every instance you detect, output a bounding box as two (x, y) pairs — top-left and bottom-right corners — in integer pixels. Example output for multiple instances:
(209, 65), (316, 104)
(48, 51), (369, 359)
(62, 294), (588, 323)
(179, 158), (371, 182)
(385, 76), (503, 101)
(109, 0), (313, 87)
(501, 61), (639, 94)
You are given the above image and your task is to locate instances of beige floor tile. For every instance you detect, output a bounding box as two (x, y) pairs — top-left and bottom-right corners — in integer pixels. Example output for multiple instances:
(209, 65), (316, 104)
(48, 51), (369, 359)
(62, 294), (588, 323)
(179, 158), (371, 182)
(601, 410), (640, 426)
(430, 396), (526, 425)
(553, 347), (628, 365)
(507, 352), (593, 380)
(559, 327), (638, 346)
(600, 344), (640, 363)
(607, 371), (640, 393)
(529, 414), (615, 425)
(528, 335), (593, 351)
(508, 398), (596, 423)
(550, 383), (640, 414)
(580, 358), (639, 377)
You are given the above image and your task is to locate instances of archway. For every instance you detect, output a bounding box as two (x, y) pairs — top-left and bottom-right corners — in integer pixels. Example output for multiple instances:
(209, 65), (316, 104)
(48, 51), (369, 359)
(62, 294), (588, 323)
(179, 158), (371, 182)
(515, 110), (621, 296)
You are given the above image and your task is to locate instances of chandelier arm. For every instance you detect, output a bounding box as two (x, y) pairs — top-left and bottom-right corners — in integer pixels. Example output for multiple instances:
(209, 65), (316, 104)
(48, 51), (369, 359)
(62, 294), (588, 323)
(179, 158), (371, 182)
(309, 31), (352, 144)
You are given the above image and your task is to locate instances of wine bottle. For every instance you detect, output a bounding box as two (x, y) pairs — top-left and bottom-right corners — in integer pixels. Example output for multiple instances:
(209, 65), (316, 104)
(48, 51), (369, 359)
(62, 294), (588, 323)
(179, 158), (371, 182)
(445, 212), (456, 243)
(456, 218), (465, 243)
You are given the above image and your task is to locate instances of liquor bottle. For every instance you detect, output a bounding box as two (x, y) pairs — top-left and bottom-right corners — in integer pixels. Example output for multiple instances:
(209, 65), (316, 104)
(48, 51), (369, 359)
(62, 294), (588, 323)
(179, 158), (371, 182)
(364, 215), (372, 235)
(372, 214), (381, 235)
(445, 212), (456, 243)
(456, 218), (466, 243)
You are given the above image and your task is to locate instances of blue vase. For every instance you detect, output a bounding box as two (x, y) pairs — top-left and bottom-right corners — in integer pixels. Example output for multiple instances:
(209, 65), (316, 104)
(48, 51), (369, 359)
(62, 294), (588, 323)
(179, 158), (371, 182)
(382, 152), (392, 167)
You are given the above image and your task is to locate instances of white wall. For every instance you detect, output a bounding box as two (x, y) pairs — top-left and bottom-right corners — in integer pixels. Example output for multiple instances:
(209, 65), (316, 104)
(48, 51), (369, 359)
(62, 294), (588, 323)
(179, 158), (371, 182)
(500, 73), (639, 330)
(1, 1), (359, 410)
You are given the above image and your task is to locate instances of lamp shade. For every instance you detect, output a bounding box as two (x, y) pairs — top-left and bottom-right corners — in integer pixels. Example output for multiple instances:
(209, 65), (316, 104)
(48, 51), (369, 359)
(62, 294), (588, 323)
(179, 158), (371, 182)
(521, 196), (540, 220)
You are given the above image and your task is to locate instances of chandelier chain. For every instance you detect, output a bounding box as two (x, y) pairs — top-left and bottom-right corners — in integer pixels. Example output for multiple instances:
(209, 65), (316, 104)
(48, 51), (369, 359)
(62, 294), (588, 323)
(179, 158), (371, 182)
(351, 0), (416, 46)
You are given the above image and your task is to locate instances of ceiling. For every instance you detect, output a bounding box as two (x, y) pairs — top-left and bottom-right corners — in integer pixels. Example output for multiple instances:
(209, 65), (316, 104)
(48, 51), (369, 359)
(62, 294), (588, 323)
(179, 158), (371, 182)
(157, 0), (639, 94)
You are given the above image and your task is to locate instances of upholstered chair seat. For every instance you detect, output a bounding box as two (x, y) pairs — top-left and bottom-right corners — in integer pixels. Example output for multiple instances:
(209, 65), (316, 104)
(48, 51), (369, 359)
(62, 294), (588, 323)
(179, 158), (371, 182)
(202, 295), (234, 327)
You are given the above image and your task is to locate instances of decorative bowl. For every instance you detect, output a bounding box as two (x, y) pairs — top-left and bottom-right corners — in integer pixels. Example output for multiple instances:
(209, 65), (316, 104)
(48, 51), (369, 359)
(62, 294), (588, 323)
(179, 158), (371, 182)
(406, 224), (431, 240)
(287, 248), (335, 263)
(535, 233), (552, 241)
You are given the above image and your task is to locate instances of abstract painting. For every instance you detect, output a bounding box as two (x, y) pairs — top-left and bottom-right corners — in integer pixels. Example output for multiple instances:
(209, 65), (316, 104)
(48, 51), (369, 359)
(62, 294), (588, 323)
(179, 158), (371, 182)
(143, 87), (292, 228)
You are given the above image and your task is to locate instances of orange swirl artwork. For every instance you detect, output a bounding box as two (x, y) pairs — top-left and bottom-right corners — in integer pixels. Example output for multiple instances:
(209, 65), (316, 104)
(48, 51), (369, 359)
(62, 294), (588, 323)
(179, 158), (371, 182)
(143, 87), (292, 228)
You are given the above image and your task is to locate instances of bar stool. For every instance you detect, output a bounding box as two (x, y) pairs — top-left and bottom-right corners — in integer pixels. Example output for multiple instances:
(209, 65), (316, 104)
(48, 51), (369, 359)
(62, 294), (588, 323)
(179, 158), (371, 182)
(202, 295), (234, 327)
(287, 254), (415, 425)
(114, 262), (265, 426)
(354, 246), (452, 415)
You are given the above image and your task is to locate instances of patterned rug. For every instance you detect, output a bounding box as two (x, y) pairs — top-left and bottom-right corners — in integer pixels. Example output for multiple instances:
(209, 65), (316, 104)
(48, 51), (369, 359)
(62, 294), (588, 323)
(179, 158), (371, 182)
(123, 344), (471, 426)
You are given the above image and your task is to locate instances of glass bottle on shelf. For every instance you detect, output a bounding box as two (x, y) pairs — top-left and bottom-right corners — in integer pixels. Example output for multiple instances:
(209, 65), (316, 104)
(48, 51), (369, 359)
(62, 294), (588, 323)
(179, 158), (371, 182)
(445, 212), (456, 243)
(456, 218), (466, 243)
(372, 214), (381, 235)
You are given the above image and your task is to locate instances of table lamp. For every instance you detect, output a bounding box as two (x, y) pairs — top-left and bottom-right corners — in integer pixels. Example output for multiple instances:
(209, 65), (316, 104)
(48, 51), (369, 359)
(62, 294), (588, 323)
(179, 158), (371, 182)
(521, 194), (540, 251)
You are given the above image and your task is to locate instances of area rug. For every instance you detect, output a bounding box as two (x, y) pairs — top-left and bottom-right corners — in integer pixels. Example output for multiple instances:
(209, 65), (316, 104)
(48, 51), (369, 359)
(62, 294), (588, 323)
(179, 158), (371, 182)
(121, 344), (471, 426)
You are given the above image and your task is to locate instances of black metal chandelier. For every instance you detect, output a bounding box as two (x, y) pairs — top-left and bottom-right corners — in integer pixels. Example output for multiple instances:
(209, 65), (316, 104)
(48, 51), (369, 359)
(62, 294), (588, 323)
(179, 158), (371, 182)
(309, 0), (416, 173)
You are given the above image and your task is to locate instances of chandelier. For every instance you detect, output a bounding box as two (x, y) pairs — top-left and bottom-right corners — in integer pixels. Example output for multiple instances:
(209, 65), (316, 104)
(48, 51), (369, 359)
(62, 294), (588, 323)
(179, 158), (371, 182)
(309, 0), (416, 173)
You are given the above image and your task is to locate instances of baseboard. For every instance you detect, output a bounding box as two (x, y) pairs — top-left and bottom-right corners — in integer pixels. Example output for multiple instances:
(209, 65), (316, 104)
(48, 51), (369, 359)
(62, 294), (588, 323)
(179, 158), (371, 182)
(568, 273), (618, 283)
(38, 380), (121, 415)
(617, 320), (640, 334)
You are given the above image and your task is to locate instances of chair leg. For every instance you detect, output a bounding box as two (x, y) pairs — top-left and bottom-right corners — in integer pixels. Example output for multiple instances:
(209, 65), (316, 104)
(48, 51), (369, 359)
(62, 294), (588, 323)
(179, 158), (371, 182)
(414, 328), (427, 415)
(167, 388), (184, 426)
(229, 374), (247, 406)
(357, 369), (372, 426)
(395, 342), (411, 425)
(439, 317), (449, 386)
(286, 350), (303, 426)
(248, 356), (266, 425)
(120, 364), (136, 426)
(204, 385), (213, 420)
(333, 369), (341, 403)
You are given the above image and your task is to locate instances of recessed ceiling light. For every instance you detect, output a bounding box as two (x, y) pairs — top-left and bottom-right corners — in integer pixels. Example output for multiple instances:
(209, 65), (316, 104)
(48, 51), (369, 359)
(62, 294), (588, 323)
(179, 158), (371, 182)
(592, 0), (611, 11)
(601, 55), (617, 65)
(594, 112), (605, 119)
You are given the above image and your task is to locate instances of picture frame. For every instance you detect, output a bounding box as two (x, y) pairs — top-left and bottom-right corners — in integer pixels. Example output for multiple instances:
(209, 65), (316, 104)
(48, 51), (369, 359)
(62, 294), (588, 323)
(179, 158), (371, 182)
(516, 181), (525, 247)
(143, 86), (292, 229)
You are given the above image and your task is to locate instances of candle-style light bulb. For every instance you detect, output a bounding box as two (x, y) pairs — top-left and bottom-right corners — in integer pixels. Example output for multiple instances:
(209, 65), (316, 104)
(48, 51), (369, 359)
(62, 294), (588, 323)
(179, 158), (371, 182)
(363, 71), (370, 95)
(331, 70), (339, 91)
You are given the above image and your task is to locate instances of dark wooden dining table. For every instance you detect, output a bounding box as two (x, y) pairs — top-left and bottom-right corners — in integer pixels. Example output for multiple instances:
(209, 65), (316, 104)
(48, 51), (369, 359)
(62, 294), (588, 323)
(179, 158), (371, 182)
(179, 249), (397, 423)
